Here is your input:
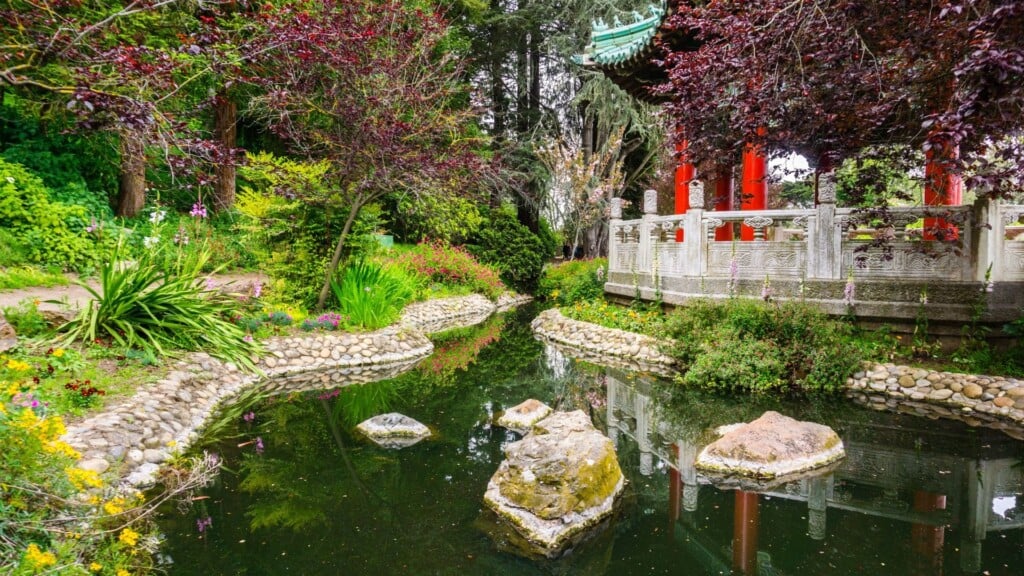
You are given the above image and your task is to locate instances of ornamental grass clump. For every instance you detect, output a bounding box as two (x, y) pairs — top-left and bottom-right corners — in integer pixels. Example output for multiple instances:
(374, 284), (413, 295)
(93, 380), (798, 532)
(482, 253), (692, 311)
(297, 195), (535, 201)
(331, 260), (419, 330)
(58, 239), (260, 369)
(663, 299), (861, 395)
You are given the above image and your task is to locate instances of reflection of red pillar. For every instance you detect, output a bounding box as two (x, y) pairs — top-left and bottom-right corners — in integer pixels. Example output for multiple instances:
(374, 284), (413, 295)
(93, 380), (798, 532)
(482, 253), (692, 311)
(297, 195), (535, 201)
(740, 136), (767, 241)
(669, 444), (681, 532)
(675, 141), (695, 241)
(713, 166), (734, 240)
(733, 490), (760, 575)
(911, 491), (947, 576)
(923, 140), (962, 241)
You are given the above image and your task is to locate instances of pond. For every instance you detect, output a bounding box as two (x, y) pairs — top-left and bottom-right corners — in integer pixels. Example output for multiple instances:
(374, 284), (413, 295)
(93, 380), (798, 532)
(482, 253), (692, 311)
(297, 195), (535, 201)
(156, 305), (1024, 575)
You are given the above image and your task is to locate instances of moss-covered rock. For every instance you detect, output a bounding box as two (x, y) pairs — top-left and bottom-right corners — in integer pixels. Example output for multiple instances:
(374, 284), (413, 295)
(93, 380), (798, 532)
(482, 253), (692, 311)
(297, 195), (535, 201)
(483, 410), (625, 553)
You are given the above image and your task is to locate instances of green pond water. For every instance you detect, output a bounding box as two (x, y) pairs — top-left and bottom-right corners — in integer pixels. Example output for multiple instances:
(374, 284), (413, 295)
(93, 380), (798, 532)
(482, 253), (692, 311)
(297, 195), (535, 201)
(156, 306), (1024, 575)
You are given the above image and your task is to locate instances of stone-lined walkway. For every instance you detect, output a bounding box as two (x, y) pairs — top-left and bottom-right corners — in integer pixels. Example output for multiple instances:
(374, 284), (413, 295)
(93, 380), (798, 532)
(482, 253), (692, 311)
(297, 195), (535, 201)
(531, 308), (1024, 436)
(64, 294), (530, 486)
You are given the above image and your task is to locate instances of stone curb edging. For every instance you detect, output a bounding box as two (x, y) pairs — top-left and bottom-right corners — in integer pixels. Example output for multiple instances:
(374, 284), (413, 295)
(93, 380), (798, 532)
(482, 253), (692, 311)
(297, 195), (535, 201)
(64, 293), (532, 486)
(530, 309), (1024, 433)
(530, 309), (676, 367)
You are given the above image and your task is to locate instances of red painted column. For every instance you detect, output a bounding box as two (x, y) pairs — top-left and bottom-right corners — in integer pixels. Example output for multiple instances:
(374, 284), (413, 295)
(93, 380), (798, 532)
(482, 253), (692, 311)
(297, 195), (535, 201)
(923, 139), (962, 241)
(733, 490), (760, 575)
(675, 141), (695, 242)
(740, 134), (767, 241)
(713, 166), (734, 240)
(910, 491), (947, 576)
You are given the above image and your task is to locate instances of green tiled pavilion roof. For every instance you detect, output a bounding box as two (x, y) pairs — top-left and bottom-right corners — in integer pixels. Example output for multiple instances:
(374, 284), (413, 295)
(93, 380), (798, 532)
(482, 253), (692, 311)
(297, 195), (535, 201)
(576, 1), (668, 67)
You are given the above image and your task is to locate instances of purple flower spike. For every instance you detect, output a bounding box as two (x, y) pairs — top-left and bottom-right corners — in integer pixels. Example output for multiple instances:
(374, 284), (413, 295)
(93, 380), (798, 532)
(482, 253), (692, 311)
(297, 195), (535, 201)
(243, 411), (255, 423)
(196, 516), (213, 533)
(255, 437), (264, 455)
(190, 202), (208, 218)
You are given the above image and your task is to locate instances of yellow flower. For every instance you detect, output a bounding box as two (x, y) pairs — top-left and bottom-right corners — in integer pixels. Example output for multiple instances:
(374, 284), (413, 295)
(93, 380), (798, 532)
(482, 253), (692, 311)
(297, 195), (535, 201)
(118, 527), (140, 547)
(66, 467), (104, 491)
(51, 348), (65, 358)
(89, 562), (103, 572)
(45, 440), (81, 459)
(5, 359), (31, 372)
(0, 401), (6, 415)
(104, 497), (126, 516)
(24, 543), (57, 569)
(117, 569), (131, 576)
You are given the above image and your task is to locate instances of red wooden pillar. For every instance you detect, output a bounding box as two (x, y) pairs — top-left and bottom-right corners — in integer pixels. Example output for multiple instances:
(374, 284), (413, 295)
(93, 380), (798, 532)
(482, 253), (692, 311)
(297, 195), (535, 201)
(923, 140), (962, 241)
(740, 135), (767, 241)
(675, 141), (695, 242)
(713, 166), (734, 240)
(910, 491), (946, 576)
(733, 490), (760, 575)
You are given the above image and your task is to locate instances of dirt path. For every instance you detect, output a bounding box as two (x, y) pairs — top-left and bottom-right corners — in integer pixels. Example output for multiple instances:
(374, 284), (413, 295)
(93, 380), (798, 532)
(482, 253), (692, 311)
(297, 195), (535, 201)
(0, 271), (268, 312)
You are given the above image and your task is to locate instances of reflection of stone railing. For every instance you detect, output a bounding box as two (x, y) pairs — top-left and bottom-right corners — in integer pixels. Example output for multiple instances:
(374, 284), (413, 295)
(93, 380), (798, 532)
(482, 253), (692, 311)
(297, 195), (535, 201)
(606, 187), (1024, 321)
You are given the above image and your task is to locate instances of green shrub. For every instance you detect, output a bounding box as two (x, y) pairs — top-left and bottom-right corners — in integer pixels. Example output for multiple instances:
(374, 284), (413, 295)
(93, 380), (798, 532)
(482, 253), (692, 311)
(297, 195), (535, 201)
(1, 299), (49, 338)
(663, 299), (861, 394)
(330, 260), (419, 329)
(58, 240), (260, 369)
(681, 337), (787, 392)
(0, 158), (111, 271)
(468, 210), (547, 292)
(539, 258), (607, 305)
(392, 239), (505, 299)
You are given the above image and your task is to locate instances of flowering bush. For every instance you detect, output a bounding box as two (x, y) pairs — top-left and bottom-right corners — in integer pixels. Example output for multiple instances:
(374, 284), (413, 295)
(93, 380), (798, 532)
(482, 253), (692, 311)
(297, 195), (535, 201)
(392, 240), (505, 300)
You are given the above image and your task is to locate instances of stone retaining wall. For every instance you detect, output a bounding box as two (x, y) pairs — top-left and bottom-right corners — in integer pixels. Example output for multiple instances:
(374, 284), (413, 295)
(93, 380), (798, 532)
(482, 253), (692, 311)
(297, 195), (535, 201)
(64, 293), (530, 486)
(845, 365), (1024, 438)
(530, 309), (675, 367)
(530, 309), (1024, 433)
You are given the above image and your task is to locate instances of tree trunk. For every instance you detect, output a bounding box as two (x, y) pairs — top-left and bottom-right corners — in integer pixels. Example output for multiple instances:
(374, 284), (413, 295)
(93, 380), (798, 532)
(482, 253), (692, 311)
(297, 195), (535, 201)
(212, 94), (237, 212)
(515, 2), (529, 134)
(529, 24), (541, 127)
(315, 202), (363, 310)
(116, 130), (146, 217)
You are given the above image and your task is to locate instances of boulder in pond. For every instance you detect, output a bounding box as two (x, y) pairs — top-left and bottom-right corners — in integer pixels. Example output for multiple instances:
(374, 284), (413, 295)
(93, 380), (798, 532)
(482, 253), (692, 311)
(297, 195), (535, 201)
(497, 399), (552, 434)
(484, 410), (624, 555)
(695, 411), (844, 485)
(356, 413), (431, 449)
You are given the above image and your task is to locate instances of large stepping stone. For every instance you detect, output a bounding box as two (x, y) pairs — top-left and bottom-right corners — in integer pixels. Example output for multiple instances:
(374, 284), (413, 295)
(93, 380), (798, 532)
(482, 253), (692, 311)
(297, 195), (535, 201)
(695, 411), (845, 487)
(356, 413), (431, 449)
(497, 399), (552, 434)
(484, 410), (624, 556)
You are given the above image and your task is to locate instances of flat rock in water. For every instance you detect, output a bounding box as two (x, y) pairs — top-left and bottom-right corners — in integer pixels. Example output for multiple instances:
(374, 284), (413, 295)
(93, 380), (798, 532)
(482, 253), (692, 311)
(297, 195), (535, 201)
(696, 411), (845, 485)
(497, 399), (552, 433)
(356, 413), (431, 449)
(484, 410), (624, 555)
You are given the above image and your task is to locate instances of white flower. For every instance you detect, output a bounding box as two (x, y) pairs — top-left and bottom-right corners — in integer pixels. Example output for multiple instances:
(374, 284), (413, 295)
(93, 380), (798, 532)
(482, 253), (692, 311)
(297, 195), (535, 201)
(143, 236), (160, 248)
(149, 210), (167, 224)
(5, 176), (14, 184)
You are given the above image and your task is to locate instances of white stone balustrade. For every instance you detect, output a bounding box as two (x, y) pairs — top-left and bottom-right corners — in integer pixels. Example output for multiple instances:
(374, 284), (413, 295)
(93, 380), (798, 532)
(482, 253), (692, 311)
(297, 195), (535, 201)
(606, 194), (1024, 322)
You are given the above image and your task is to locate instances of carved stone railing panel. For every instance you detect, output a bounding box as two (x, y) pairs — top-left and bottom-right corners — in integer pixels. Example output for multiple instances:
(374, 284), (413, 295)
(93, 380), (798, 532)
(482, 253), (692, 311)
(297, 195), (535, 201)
(1002, 243), (1024, 281)
(612, 244), (638, 273)
(841, 242), (969, 281)
(655, 242), (688, 276)
(707, 243), (808, 278)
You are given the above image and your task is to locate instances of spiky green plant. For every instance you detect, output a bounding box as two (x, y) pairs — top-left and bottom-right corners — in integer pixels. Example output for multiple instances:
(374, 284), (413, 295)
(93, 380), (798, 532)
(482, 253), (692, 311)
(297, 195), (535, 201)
(330, 260), (419, 330)
(57, 239), (260, 369)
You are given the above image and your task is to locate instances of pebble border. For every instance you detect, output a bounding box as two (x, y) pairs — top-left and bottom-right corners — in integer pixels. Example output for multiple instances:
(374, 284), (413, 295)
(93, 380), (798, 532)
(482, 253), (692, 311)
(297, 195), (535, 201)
(64, 293), (531, 486)
(531, 309), (1024, 435)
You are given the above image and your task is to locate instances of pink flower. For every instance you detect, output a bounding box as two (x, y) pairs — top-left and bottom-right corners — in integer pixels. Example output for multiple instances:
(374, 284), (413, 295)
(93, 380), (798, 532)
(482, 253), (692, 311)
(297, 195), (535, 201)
(190, 202), (208, 218)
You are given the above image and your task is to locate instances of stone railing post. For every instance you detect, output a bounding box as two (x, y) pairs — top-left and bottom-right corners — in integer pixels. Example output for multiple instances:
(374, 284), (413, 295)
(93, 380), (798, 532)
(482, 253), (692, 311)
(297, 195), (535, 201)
(809, 173), (840, 280)
(684, 180), (705, 276)
(976, 197), (1002, 281)
(608, 197), (623, 272)
(638, 189), (657, 274)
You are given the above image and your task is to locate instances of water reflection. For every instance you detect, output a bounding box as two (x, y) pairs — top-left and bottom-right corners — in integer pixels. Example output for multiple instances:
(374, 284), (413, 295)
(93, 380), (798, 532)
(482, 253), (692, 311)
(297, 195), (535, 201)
(601, 369), (1024, 576)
